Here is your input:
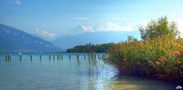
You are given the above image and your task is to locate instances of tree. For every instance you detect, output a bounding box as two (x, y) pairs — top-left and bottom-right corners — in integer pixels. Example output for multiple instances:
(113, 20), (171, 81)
(66, 43), (115, 53)
(139, 16), (179, 40)
(127, 35), (138, 42)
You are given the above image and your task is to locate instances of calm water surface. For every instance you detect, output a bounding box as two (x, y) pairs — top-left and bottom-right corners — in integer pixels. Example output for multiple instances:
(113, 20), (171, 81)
(0, 53), (176, 90)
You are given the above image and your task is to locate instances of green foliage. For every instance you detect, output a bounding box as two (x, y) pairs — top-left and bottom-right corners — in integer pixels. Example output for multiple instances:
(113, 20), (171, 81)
(127, 35), (138, 42)
(108, 37), (183, 81)
(139, 16), (179, 40)
(67, 43), (115, 53)
(106, 17), (183, 82)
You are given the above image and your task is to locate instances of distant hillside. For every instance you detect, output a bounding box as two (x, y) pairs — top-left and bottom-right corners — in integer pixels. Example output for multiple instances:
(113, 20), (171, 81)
(0, 24), (60, 52)
(67, 43), (115, 53)
(53, 31), (140, 49)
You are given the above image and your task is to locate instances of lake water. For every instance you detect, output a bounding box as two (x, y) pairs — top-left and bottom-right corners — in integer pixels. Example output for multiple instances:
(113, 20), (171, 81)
(0, 53), (177, 90)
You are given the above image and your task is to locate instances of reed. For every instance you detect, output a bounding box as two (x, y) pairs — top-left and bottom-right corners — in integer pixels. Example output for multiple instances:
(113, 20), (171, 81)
(107, 37), (183, 82)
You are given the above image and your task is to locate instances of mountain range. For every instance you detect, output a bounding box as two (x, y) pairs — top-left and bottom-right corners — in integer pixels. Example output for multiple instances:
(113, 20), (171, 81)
(0, 24), (140, 51)
(0, 24), (60, 52)
(52, 25), (140, 49)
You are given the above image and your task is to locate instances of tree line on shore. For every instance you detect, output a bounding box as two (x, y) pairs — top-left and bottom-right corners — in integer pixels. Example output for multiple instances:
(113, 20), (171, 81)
(66, 43), (115, 53)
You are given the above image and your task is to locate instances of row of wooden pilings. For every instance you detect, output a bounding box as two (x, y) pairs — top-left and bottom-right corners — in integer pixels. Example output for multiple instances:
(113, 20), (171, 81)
(5, 55), (12, 60)
(4, 54), (107, 61)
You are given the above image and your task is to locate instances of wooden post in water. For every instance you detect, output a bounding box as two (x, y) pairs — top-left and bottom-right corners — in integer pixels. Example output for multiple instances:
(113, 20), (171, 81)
(7, 55), (9, 61)
(4, 55), (10, 63)
(30, 55), (32, 61)
(69, 55), (71, 60)
(19, 55), (22, 63)
(7, 55), (10, 60)
(49, 55), (51, 60)
(10, 55), (11, 60)
(77, 54), (79, 60)
(84, 55), (86, 60)
(5, 55), (7, 60)
(102, 54), (105, 59)
(98, 54), (100, 59)
(69, 54), (71, 62)
(88, 54), (90, 60)
(4, 55), (6, 60)
(53, 55), (55, 60)
(20, 55), (22, 60)
(88, 54), (91, 62)
(8, 55), (11, 60)
(40, 55), (42, 60)
(77, 55), (80, 66)
(8, 55), (9, 60)
(61, 55), (63, 60)
(94, 54), (96, 59)
(57, 55), (59, 60)
(91, 54), (94, 59)
(88, 55), (91, 64)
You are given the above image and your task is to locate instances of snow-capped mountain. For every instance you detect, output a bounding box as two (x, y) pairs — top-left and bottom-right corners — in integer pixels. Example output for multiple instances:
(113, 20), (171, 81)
(52, 25), (140, 49)
(0, 24), (60, 52)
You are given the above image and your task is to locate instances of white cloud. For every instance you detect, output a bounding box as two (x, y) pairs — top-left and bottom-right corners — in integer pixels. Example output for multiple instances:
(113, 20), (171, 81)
(78, 18), (183, 33)
(76, 19), (149, 32)
(73, 17), (90, 20)
(36, 29), (56, 38)
(15, 0), (21, 5)
(7, 0), (21, 5)
(78, 21), (146, 32)
(170, 18), (183, 37)
(135, 20), (149, 27)
(94, 22), (135, 32)
(88, 19), (183, 38)
(81, 25), (95, 32)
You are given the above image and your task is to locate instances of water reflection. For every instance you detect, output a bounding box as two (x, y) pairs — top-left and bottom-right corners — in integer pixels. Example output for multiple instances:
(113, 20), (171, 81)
(0, 53), (176, 90)
(76, 55), (80, 67)
(103, 74), (176, 90)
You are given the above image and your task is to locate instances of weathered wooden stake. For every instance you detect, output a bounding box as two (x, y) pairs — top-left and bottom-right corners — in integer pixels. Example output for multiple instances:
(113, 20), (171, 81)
(84, 55), (86, 59)
(49, 55), (51, 60)
(9, 55), (11, 60)
(53, 55), (55, 60)
(30, 55), (32, 60)
(57, 55), (59, 60)
(77, 55), (79, 60)
(98, 54), (100, 59)
(77, 56), (80, 66)
(69, 55), (71, 60)
(20, 55), (22, 60)
(40, 55), (42, 60)
(8, 55), (11, 60)
(5, 55), (7, 60)
(19, 55), (22, 63)
(61, 55), (63, 60)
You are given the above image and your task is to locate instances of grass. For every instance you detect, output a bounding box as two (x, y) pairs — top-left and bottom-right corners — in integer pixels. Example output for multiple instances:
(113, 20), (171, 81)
(106, 37), (183, 83)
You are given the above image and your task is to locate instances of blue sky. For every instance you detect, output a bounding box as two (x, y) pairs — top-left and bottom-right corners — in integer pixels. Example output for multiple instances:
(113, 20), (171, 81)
(0, 0), (183, 38)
